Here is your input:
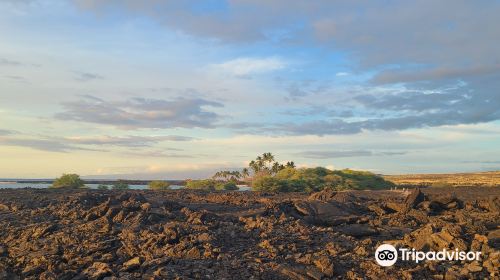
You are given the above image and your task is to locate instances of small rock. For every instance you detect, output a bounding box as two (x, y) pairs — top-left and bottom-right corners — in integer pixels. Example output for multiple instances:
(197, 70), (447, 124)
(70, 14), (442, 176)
(84, 262), (113, 280)
(336, 224), (378, 237)
(122, 257), (141, 272)
(487, 229), (500, 248)
(306, 266), (324, 280)
(403, 188), (425, 211)
(140, 203), (151, 211)
(185, 247), (201, 259)
(197, 233), (212, 243)
(467, 261), (483, 273)
(0, 245), (7, 257)
(278, 265), (309, 280)
(313, 256), (334, 277)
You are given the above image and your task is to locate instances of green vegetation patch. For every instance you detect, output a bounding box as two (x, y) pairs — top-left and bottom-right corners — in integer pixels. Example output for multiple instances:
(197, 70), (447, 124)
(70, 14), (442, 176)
(185, 179), (217, 191)
(112, 180), (130, 190)
(148, 180), (170, 190)
(252, 166), (395, 192)
(50, 174), (86, 189)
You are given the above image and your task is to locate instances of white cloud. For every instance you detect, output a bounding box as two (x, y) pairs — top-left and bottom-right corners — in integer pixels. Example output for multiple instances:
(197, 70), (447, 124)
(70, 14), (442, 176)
(212, 57), (286, 77)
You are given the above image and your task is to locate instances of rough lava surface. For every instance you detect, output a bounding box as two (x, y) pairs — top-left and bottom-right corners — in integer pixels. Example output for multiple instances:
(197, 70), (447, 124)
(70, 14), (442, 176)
(0, 187), (499, 279)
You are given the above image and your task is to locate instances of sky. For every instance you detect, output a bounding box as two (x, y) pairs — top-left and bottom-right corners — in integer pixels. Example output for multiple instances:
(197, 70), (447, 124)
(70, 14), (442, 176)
(1, 0), (499, 179)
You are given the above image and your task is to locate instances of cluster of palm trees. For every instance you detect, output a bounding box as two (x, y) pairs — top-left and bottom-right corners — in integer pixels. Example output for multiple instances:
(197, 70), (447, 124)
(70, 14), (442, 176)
(212, 170), (244, 182)
(249, 152), (295, 175)
(212, 153), (296, 183)
(212, 153), (295, 182)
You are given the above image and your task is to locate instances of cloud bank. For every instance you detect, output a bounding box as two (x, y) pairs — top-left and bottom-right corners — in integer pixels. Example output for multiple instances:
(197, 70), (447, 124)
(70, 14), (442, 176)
(56, 95), (223, 129)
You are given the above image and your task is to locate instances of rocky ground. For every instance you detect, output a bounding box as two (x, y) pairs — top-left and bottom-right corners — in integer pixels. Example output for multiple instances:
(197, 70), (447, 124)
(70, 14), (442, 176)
(0, 187), (498, 280)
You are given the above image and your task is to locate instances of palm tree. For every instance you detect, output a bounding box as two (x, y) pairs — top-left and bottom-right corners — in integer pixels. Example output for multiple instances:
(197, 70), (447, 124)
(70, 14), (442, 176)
(271, 162), (284, 174)
(262, 152), (275, 170)
(286, 161), (296, 168)
(212, 171), (221, 180)
(228, 171), (241, 182)
(262, 152), (275, 163)
(241, 168), (250, 178)
(249, 160), (260, 173)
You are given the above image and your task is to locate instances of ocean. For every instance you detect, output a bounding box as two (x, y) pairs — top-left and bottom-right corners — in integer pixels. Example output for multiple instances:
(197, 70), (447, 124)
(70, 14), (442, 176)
(0, 182), (251, 191)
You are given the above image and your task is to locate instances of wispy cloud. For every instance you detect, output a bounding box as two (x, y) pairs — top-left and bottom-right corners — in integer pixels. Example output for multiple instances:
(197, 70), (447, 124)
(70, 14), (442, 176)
(0, 129), (15, 136)
(296, 150), (373, 159)
(3, 75), (28, 83)
(124, 150), (196, 158)
(0, 133), (192, 152)
(0, 58), (22, 66)
(0, 137), (103, 153)
(296, 150), (407, 159)
(56, 95), (223, 129)
(66, 135), (193, 147)
(461, 160), (500, 164)
(213, 57), (286, 77)
(74, 71), (104, 82)
(282, 79), (331, 98)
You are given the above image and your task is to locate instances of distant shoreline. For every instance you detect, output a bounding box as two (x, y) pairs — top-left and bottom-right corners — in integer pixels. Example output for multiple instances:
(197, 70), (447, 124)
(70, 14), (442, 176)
(384, 171), (500, 187)
(2, 170), (499, 187)
(0, 179), (187, 186)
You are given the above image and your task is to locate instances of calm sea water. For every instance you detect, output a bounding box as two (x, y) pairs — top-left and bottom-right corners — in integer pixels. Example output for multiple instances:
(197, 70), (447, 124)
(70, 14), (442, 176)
(0, 182), (251, 191)
(0, 182), (180, 190)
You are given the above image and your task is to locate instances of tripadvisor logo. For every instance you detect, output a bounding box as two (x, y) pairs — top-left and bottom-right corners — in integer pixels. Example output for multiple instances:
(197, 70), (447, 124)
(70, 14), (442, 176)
(375, 244), (398, 266)
(374, 244), (481, 267)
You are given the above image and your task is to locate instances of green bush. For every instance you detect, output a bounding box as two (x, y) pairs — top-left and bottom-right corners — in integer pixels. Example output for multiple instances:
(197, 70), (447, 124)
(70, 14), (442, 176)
(185, 179), (216, 190)
(51, 174), (85, 189)
(252, 175), (310, 192)
(149, 180), (170, 190)
(251, 167), (394, 192)
(215, 181), (239, 191)
(112, 180), (130, 190)
(97, 184), (109, 190)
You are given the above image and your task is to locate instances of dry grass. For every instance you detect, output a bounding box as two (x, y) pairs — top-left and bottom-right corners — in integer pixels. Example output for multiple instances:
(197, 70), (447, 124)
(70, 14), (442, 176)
(383, 171), (500, 187)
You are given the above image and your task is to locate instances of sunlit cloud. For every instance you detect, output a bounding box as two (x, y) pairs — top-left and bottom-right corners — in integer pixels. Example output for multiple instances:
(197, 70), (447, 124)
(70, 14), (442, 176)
(212, 57), (286, 77)
(56, 95), (224, 129)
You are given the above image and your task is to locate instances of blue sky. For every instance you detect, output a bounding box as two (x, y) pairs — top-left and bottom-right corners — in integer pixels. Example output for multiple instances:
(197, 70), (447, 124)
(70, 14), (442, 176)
(1, 0), (499, 179)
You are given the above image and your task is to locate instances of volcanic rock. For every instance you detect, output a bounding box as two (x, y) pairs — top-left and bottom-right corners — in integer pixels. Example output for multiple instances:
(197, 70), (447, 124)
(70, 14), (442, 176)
(84, 262), (113, 279)
(403, 188), (425, 211)
(122, 257), (141, 272)
(0, 187), (498, 279)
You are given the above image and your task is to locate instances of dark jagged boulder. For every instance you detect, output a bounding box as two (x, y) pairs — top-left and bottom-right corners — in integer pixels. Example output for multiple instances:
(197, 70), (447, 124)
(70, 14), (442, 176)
(403, 188), (425, 211)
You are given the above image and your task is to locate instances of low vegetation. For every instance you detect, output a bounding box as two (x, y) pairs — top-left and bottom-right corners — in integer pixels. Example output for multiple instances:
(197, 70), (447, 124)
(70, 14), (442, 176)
(185, 179), (239, 191)
(205, 153), (395, 192)
(148, 180), (170, 190)
(50, 153), (397, 193)
(97, 184), (109, 190)
(185, 179), (216, 190)
(252, 166), (394, 192)
(50, 174), (86, 189)
(216, 181), (239, 191)
(112, 180), (130, 190)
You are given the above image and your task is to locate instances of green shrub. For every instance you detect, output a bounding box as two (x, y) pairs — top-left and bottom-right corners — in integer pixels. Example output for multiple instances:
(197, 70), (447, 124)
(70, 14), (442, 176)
(51, 174), (85, 189)
(252, 167), (394, 192)
(97, 184), (109, 190)
(252, 175), (309, 192)
(112, 180), (130, 190)
(185, 179), (216, 190)
(215, 181), (239, 191)
(148, 180), (170, 190)
(333, 169), (394, 190)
